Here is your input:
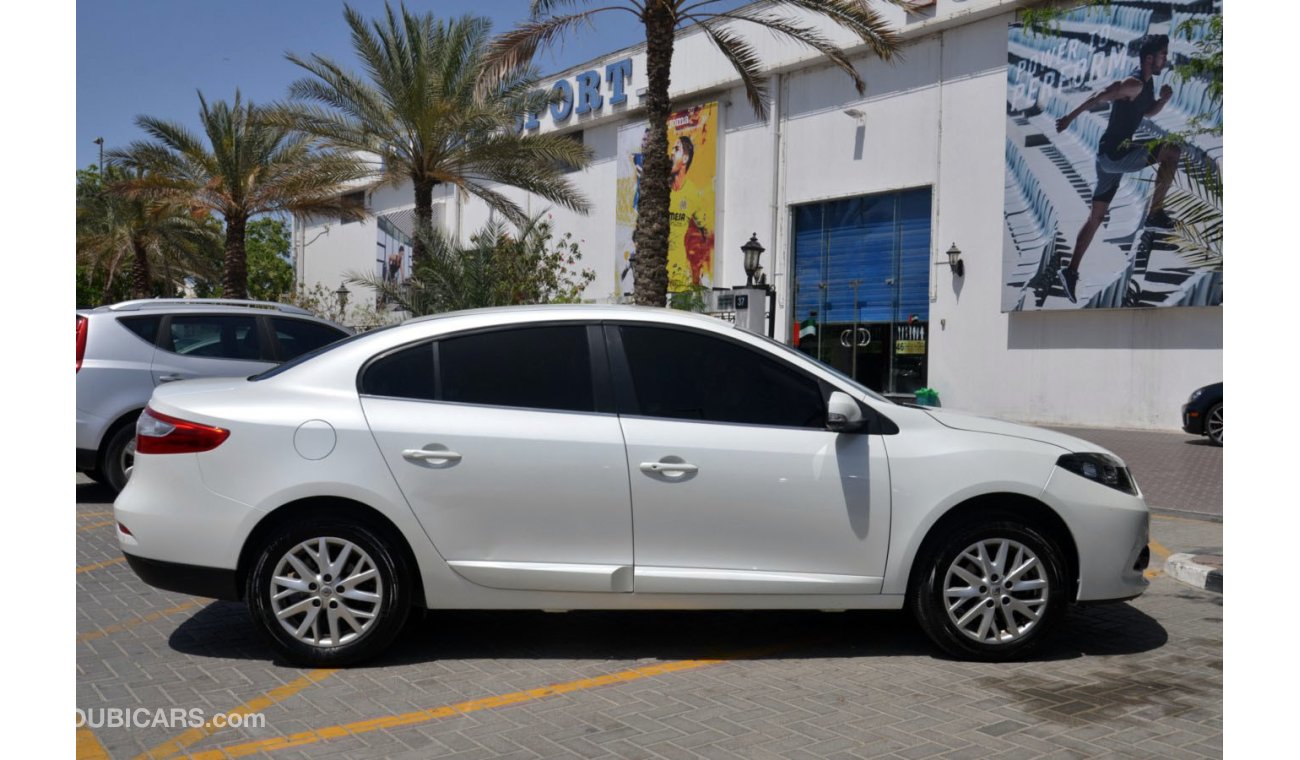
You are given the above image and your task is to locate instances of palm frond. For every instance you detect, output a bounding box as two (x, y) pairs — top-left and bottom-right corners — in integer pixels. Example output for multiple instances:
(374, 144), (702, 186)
(696, 20), (769, 118)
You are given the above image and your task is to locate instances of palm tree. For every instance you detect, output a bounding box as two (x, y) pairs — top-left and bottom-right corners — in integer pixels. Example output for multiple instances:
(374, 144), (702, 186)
(485, 0), (904, 306)
(76, 164), (221, 300)
(110, 92), (367, 298)
(277, 3), (593, 269)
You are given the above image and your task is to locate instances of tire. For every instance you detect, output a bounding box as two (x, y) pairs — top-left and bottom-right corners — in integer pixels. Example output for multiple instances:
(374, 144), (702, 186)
(1205, 403), (1222, 446)
(912, 520), (1065, 662)
(100, 423), (137, 495)
(247, 520), (411, 667)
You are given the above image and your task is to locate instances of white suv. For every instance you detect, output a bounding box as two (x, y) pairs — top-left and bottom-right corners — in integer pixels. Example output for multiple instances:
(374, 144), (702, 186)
(77, 299), (350, 492)
(116, 305), (1150, 665)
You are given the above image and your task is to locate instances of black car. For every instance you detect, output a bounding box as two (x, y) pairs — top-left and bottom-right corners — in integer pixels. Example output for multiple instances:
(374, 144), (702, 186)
(1182, 382), (1223, 446)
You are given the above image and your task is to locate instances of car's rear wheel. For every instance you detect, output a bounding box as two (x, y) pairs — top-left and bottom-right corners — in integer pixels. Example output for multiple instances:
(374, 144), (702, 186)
(100, 423), (137, 495)
(247, 521), (411, 666)
(913, 520), (1065, 661)
(1205, 403), (1222, 446)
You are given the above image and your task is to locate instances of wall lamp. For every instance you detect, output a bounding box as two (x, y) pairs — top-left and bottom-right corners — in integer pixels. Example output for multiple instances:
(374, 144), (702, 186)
(946, 243), (965, 277)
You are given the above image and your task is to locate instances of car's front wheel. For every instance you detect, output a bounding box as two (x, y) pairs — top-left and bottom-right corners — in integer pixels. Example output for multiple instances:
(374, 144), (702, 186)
(913, 520), (1065, 661)
(247, 521), (411, 666)
(1205, 403), (1222, 446)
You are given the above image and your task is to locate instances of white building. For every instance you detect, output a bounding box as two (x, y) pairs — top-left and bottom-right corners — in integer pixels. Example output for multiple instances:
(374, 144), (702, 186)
(294, 0), (1223, 431)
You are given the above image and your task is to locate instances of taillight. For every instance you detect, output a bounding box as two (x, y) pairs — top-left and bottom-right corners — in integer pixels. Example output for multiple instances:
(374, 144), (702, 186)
(76, 316), (87, 373)
(136, 407), (230, 455)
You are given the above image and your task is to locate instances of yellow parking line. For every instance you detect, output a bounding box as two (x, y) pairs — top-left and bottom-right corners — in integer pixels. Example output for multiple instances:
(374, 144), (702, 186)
(76, 724), (111, 759)
(78, 599), (205, 644)
(79, 511), (113, 519)
(1151, 513), (1219, 525)
(134, 669), (338, 760)
(78, 520), (116, 533)
(1143, 540), (1172, 578)
(187, 658), (726, 759)
(77, 557), (127, 574)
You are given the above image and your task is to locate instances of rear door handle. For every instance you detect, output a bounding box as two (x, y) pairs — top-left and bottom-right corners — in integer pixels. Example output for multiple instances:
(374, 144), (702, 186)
(402, 448), (463, 464)
(158, 374), (184, 383)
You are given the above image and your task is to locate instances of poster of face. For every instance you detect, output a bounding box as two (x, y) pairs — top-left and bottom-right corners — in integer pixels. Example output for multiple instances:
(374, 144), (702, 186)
(1001, 1), (1222, 312)
(615, 102), (718, 296)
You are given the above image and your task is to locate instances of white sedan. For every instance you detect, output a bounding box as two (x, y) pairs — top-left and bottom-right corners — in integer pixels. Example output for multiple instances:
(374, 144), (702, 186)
(115, 305), (1149, 665)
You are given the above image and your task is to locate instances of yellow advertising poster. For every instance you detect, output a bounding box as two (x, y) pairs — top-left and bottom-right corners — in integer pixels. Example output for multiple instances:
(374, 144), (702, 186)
(615, 102), (717, 295)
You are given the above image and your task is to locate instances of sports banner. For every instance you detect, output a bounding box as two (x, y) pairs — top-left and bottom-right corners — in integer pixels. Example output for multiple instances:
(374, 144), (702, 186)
(1001, 2), (1222, 311)
(616, 102), (718, 295)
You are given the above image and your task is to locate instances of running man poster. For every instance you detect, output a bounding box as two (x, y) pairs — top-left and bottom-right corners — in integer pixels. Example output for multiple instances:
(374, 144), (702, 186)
(1002, 1), (1222, 311)
(615, 102), (718, 295)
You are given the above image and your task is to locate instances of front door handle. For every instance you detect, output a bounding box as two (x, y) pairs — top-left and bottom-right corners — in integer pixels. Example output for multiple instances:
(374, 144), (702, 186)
(402, 448), (463, 464)
(639, 461), (698, 476)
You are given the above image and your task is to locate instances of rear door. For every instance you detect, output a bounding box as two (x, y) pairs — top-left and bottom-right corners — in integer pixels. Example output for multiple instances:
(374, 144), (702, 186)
(150, 313), (276, 386)
(360, 323), (635, 594)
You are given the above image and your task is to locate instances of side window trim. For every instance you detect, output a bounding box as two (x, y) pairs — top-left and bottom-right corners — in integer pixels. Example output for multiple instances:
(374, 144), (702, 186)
(256, 316), (278, 362)
(601, 323), (639, 416)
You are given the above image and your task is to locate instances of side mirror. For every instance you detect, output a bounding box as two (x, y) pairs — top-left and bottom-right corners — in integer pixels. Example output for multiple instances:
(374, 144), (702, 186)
(826, 391), (865, 433)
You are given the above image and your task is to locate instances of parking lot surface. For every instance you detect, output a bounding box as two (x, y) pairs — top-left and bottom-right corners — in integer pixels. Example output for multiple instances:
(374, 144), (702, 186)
(76, 473), (1222, 760)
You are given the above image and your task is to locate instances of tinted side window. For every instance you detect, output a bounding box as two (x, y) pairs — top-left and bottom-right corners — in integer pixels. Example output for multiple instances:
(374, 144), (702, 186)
(618, 326), (825, 428)
(165, 316), (263, 360)
(439, 326), (593, 412)
(360, 343), (435, 400)
(117, 316), (161, 345)
(272, 318), (348, 361)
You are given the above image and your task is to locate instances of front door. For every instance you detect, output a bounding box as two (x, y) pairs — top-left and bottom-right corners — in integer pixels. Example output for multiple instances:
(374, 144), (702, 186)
(360, 325), (634, 594)
(609, 324), (891, 594)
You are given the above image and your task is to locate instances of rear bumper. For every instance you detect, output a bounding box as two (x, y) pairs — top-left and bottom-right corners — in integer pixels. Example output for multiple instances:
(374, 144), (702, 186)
(124, 553), (241, 601)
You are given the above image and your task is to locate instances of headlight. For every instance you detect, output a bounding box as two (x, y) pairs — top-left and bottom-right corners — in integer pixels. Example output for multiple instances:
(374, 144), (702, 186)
(1056, 453), (1138, 495)
(1188, 388), (1205, 403)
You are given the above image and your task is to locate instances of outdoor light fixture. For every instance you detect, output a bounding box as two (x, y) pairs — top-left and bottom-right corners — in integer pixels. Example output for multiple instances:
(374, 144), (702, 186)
(741, 233), (766, 287)
(843, 108), (865, 120)
(335, 283), (351, 312)
(946, 243), (964, 277)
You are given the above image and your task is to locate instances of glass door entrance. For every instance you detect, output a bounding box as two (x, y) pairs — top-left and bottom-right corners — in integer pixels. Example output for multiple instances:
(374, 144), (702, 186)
(791, 188), (932, 396)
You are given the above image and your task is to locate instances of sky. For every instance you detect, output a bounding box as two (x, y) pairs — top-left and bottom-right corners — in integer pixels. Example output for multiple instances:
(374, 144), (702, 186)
(75, 0), (657, 170)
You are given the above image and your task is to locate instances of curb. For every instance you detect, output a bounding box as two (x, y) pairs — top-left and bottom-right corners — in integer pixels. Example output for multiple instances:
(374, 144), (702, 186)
(1165, 553), (1223, 593)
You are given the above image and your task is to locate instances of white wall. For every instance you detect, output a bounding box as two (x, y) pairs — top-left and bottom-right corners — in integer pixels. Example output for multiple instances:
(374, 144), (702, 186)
(293, 0), (1222, 430)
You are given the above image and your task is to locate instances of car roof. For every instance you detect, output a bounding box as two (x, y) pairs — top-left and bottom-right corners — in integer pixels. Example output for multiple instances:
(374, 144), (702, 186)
(89, 298), (315, 317)
(405, 303), (734, 331)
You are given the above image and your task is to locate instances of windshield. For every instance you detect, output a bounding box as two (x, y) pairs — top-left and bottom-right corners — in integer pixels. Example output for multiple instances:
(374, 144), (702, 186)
(749, 332), (894, 405)
(249, 323), (402, 381)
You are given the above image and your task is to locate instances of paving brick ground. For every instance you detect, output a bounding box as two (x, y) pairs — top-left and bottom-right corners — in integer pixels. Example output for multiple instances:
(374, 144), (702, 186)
(76, 473), (1223, 760)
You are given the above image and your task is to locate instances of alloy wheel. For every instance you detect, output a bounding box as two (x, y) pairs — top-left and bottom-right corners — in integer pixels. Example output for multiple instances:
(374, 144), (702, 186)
(1206, 406), (1223, 444)
(270, 537), (384, 648)
(943, 538), (1049, 645)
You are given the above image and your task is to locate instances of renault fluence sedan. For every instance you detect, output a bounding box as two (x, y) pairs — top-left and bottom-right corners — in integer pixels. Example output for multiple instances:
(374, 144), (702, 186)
(115, 306), (1149, 665)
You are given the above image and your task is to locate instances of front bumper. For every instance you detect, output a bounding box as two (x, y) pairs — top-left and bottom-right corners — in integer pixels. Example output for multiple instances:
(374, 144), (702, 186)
(1041, 466), (1150, 603)
(1181, 403), (1204, 435)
